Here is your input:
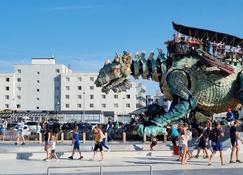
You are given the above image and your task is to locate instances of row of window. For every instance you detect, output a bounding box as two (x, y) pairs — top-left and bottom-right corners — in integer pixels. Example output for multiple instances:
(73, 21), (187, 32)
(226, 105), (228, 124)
(64, 94), (131, 100)
(65, 77), (94, 82)
(4, 103), (131, 109)
(64, 86), (94, 91)
(64, 103), (131, 108)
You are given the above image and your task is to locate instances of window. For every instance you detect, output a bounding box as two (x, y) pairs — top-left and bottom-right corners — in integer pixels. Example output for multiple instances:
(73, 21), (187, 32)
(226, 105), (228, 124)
(77, 95), (82, 99)
(37, 98), (40, 101)
(102, 104), (106, 108)
(114, 103), (118, 108)
(5, 86), (9, 91)
(17, 78), (21, 82)
(90, 104), (94, 108)
(56, 77), (60, 82)
(65, 104), (69, 108)
(77, 104), (82, 108)
(56, 86), (60, 90)
(126, 94), (130, 99)
(37, 89), (40, 92)
(65, 95), (70, 99)
(17, 69), (21, 73)
(17, 104), (21, 108)
(66, 77), (70, 81)
(90, 86), (94, 90)
(78, 86), (82, 90)
(114, 94), (118, 99)
(78, 77), (82, 81)
(36, 107), (39, 109)
(56, 69), (60, 73)
(17, 87), (21, 91)
(37, 80), (40, 83)
(66, 86), (70, 90)
(37, 72), (40, 75)
(90, 77), (94, 81)
(90, 95), (94, 99)
(6, 78), (10, 82)
(17, 95), (21, 100)
(5, 95), (9, 100)
(5, 104), (9, 108)
(126, 103), (131, 108)
(102, 94), (106, 99)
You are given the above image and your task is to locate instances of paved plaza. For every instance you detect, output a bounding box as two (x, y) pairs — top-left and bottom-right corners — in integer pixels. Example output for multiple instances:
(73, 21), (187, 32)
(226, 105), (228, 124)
(0, 141), (243, 175)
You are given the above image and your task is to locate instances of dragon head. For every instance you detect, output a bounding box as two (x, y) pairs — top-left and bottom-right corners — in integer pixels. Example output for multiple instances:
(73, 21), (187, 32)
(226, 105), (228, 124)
(95, 51), (132, 93)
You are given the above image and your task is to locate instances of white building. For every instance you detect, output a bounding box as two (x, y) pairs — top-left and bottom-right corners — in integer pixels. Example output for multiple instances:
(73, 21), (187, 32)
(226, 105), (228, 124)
(0, 57), (146, 123)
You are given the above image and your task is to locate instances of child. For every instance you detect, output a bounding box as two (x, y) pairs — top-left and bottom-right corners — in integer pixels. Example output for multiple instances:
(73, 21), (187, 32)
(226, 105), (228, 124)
(68, 126), (83, 160)
(49, 135), (58, 160)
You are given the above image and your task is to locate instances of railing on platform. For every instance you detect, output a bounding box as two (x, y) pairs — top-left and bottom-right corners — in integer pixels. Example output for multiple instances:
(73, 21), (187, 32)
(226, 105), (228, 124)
(47, 164), (153, 175)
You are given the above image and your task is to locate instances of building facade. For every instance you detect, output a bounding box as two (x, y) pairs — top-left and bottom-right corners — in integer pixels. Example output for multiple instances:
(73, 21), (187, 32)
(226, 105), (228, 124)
(0, 58), (146, 123)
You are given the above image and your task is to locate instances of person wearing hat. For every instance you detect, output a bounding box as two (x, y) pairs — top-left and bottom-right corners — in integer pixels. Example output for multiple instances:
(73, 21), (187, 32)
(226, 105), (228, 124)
(229, 120), (243, 163)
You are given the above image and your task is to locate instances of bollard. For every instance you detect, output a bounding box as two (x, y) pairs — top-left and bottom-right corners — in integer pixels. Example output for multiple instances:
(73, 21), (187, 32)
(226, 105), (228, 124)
(39, 133), (42, 144)
(143, 133), (147, 143)
(61, 132), (64, 143)
(105, 132), (108, 142)
(122, 132), (126, 143)
(82, 132), (86, 143)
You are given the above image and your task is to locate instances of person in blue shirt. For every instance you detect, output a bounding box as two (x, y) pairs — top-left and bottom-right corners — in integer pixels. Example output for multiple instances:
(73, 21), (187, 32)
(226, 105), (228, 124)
(226, 108), (235, 126)
(68, 126), (83, 160)
(171, 124), (179, 146)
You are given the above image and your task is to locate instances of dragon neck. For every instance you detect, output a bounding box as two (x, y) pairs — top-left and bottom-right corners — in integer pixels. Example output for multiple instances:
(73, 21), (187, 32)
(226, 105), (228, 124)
(129, 53), (167, 83)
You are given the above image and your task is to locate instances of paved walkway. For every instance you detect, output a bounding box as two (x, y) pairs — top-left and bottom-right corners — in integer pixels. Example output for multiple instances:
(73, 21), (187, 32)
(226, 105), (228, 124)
(0, 141), (242, 175)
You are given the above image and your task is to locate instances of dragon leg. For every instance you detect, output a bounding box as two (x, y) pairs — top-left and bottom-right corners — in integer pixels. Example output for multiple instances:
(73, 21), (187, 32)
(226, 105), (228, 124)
(137, 69), (197, 136)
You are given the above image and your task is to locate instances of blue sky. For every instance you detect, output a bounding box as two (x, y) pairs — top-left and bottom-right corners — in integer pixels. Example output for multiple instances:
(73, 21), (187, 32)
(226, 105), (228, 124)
(0, 0), (242, 95)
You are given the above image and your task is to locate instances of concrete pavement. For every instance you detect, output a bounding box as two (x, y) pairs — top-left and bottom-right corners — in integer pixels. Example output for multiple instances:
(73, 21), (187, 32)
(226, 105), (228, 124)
(0, 141), (243, 175)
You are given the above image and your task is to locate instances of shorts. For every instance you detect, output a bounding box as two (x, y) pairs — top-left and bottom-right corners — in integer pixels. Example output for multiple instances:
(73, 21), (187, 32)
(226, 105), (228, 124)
(94, 142), (103, 151)
(231, 139), (238, 147)
(73, 144), (80, 150)
(17, 130), (23, 137)
(179, 147), (183, 154)
(51, 150), (55, 153)
(0, 128), (5, 135)
(212, 141), (223, 151)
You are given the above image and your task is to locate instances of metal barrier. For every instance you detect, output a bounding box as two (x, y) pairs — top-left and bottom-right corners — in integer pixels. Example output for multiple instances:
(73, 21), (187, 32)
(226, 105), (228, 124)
(47, 164), (153, 175)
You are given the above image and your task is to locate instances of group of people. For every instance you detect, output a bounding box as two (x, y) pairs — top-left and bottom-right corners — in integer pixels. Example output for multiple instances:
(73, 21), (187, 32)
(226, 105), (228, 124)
(168, 33), (243, 64)
(41, 120), (110, 161)
(170, 115), (243, 166)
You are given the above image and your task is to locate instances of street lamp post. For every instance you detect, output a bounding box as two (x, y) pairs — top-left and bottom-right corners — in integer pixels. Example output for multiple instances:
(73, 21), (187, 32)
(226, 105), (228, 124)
(82, 91), (85, 122)
(122, 97), (125, 124)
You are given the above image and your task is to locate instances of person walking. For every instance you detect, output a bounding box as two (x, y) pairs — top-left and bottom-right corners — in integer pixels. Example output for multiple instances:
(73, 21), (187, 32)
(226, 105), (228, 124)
(195, 123), (209, 158)
(35, 123), (41, 144)
(106, 118), (113, 142)
(68, 126), (83, 160)
(14, 118), (26, 145)
(49, 135), (58, 160)
(91, 126), (104, 161)
(43, 121), (51, 161)
(208, 122), (225, 166)
(229, 120), (243, 163)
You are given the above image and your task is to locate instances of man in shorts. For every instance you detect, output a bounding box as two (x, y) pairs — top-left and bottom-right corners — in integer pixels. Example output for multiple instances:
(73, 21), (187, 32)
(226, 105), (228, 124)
(229, 120), (243, 163)
(91, 126), (104, 161)
(208, 122), (225, 166)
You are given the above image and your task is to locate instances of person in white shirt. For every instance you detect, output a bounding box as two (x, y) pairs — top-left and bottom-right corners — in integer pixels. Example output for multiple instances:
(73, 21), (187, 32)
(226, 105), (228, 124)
(15, 119), (26, 145)
(49, 135), (58, 160)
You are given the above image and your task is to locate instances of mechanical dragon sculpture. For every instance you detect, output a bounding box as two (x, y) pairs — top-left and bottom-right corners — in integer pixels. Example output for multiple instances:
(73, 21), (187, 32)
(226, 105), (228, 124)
(95, 22), (243, 136)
